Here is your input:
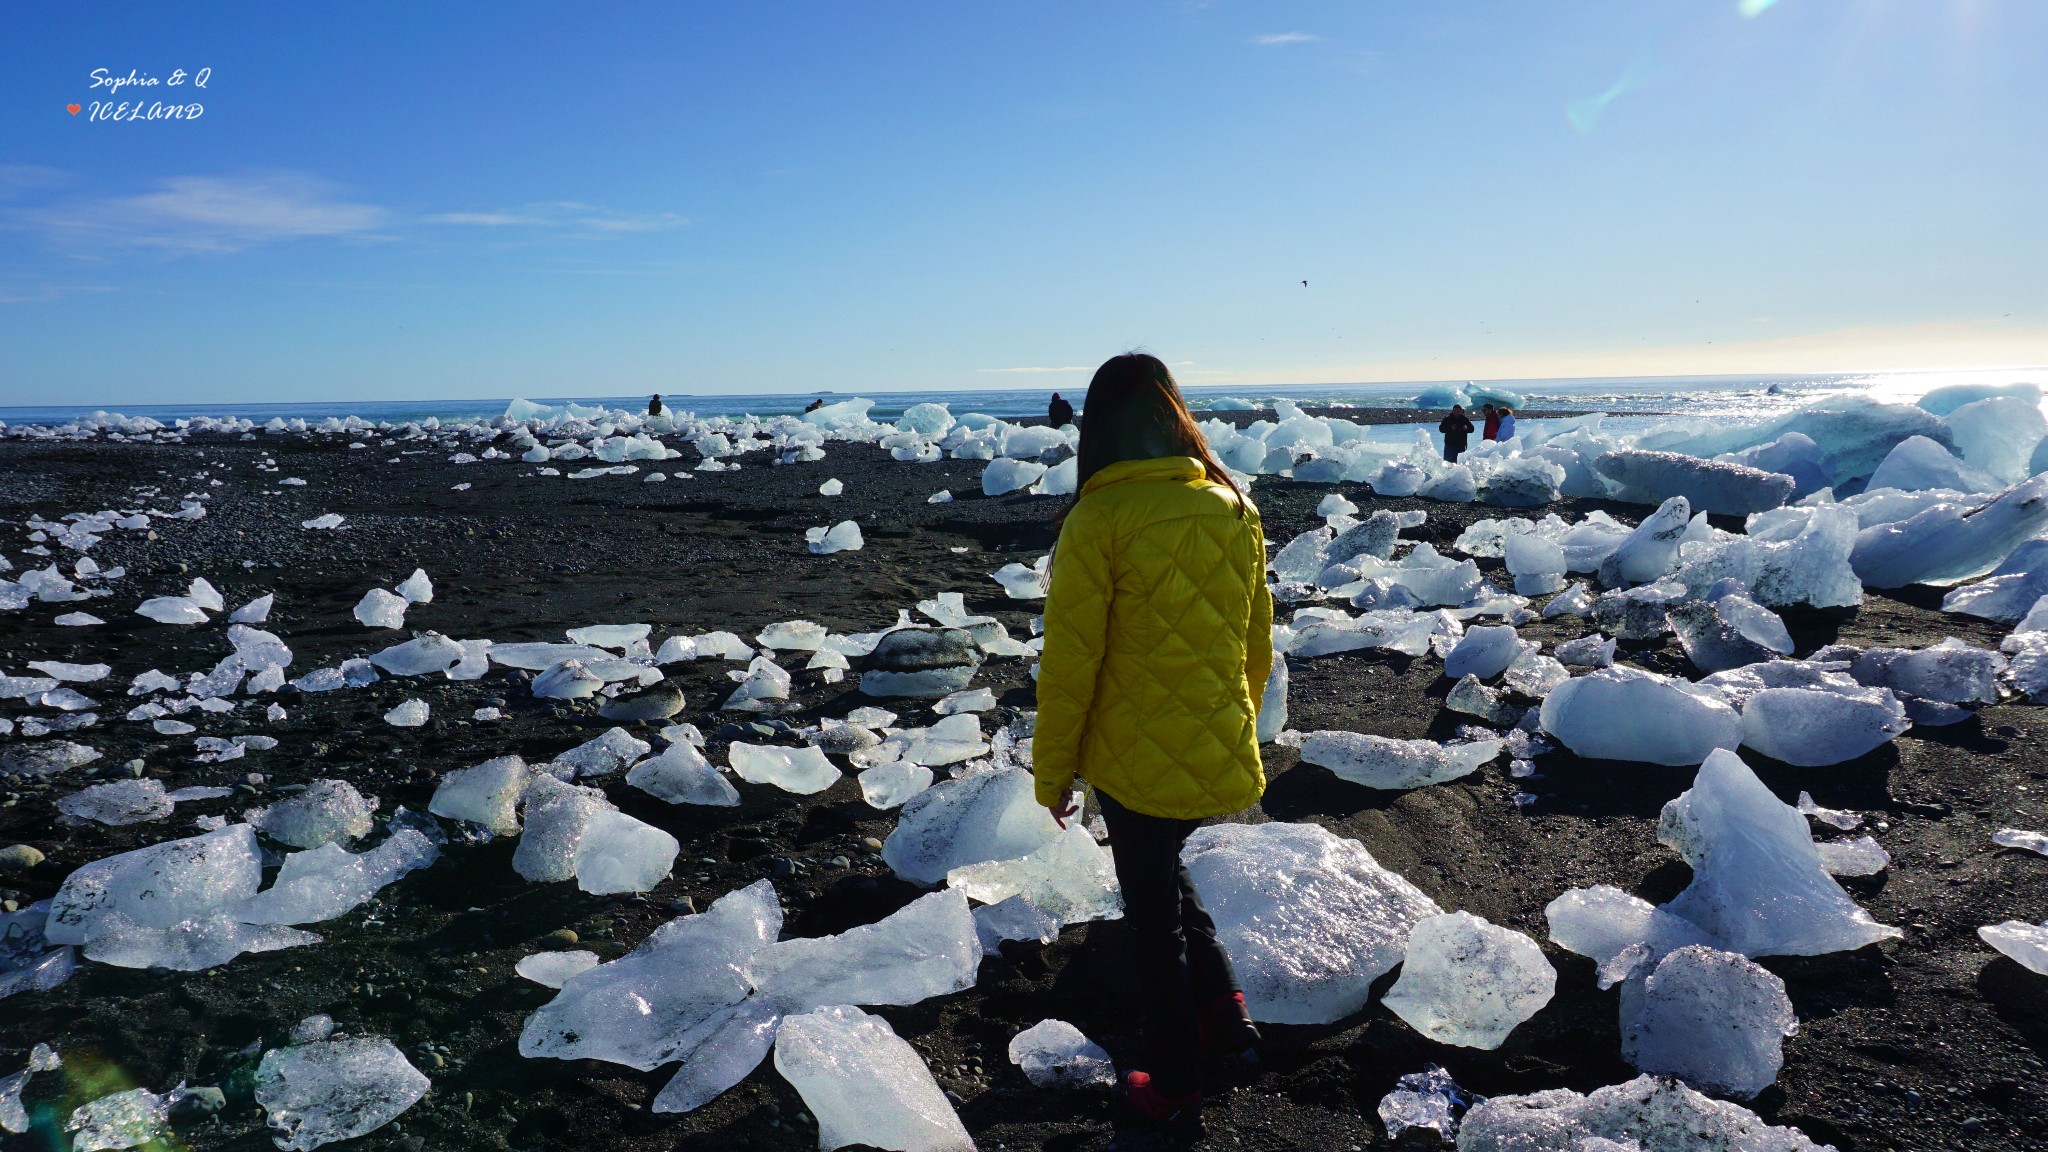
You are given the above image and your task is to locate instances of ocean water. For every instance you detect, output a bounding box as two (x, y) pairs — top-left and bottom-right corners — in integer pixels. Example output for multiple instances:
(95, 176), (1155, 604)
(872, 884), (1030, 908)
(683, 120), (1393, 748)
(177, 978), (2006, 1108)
(0, 368), (2036, 429)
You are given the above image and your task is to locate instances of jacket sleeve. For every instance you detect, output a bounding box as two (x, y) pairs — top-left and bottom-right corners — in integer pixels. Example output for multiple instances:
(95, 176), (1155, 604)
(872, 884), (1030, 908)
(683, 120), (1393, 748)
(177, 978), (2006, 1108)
(1244, 523), (1274, 714)
(1033, 507), (1114, 807)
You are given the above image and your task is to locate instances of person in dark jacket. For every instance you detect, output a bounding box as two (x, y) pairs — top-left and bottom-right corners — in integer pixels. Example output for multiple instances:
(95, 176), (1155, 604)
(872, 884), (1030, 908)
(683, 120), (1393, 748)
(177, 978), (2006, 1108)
(1439, 405), (1475, 462)
(1047, 392), (1075, 428)
(1481, 403), (1500, 441)
(648, 394), (665, 417)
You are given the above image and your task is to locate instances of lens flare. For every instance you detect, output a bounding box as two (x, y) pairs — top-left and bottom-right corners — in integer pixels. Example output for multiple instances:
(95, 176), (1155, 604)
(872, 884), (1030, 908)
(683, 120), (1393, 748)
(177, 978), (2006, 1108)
(1738, 0), (1781, 17)
(1566, 77), (1633, 134)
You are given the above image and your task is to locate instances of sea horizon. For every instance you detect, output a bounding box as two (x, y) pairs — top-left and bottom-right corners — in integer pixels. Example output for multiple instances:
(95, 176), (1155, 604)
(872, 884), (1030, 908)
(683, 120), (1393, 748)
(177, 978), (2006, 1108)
(4, 366), (2042, 428)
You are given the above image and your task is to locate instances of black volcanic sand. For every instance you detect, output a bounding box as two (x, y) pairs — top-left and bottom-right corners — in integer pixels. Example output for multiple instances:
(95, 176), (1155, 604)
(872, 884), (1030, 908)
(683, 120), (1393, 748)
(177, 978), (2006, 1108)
(1, 426), (2045, 1152)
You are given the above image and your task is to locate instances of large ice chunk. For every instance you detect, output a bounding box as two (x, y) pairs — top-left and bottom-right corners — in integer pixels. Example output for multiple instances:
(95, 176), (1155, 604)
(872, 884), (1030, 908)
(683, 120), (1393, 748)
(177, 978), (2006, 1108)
(1738, 684), (1908, 766)
(1380, 911), (1554, 1050)
(1443, 625), (1523, 680)
(248, 780), (377, 848)
(1457, 1073), (1833, 1152)
(882, 765), (1061, 885)
(58, 779), (175, 826)
(1852, 473), (2048, 588)
(1944, 395), (2047, 484)
(1865, 435), (2000, 493)
(512, 776), (614, 883)
(745, 889), (982, 1013)
(1299, 732), (1502, 790)
(520, 881), (780, 1069)
(368, 632), (463, 676)
(1979, 920), (2048, 975)
(1545, 885), (1717, 989)
(255, 1036), (430, 1151)
(572, 809), (680, 894)
(1622, 944), (1796, 1099)
(1659, 749), (1901, 956)
(627, 742), (740, 807)
(946, 824), (1122, 924)
(553, 727), (651, 778)
(428, 755), (528, 835)
(650, 999), (782, 1114)
(1597, 498), (1690, 588)
(237, 830), (439, 925)
(1539, 667), (1740, 765)
(1594, 450), (1794, 516)
(729, 743), (841, 795)
(1181, 821), (1442, 1024)
(1940, 539), (2048, 622)
(773, 1005), (974, 1152)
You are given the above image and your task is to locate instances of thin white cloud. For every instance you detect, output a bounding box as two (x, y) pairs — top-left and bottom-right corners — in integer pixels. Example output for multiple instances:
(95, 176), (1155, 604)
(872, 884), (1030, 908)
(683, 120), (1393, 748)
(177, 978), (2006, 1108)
(0, 282), (113, 305)
(18, 173), (386, 253)
(1253, 32), (1321, 46)
(426, 200), (686, 235)
(975, 365), (1096, 374)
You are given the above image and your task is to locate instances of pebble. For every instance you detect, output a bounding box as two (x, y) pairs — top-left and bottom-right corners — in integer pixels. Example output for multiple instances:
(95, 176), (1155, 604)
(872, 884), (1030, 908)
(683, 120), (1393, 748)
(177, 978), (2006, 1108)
(544, 928), (579, 946)
(171, 1086), (227, 1121)
(0, 844), (44, 873)
(861, 836), (884, 853)
(668, 896), (697, 915)
(121, 759), (147, 779)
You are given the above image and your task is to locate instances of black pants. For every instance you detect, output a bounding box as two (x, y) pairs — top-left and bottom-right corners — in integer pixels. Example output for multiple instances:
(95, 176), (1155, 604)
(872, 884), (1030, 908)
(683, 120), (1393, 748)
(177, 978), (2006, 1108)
(1443, 436), (1467, 462)
(1097, 789), (1240, 1097)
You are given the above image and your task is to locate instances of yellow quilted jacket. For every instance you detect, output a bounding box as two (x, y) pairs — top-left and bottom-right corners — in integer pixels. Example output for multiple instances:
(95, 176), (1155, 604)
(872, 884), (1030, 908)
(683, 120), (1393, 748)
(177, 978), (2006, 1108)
(1032, 456), (1273, 819)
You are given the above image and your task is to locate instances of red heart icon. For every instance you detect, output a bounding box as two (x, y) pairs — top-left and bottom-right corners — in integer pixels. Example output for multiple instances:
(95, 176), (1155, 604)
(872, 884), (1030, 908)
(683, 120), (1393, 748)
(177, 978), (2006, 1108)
(66, 103), (81, 115)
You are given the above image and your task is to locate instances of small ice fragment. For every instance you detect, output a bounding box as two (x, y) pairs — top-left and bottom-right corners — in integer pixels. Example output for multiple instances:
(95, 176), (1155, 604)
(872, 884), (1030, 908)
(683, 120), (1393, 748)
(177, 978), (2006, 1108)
(806, 520), (865, 554)
(229, 593), (274, 624)
(819, 478), (843, 495)
(352, 588), (408, 629)
(254, 1036), (430, 1150)
(860, 761), (935, 809)
(301, 514), (345, 530)
(1377, 1064), (1476, 1145)
(66, 1085), (184, 1152)
(137, 596), (209, 624)
(54, 611), (104, 626)
(1381, 911), (1555, 1050)
(928, 489), (953, 503)
(1796, 791), (1863, 831)
(383, 699), (429, 727)
(1007, 1019), (1115, 1089)
(1992, 828), (2048, 855)
(773, 1005), (974, 1152)
(516, 950), (601, 988)
(729, 743), (840, 794)
(1817, 835), (1890, 876)
(248, 780), (378, 848)
(394, 568), (434, 604)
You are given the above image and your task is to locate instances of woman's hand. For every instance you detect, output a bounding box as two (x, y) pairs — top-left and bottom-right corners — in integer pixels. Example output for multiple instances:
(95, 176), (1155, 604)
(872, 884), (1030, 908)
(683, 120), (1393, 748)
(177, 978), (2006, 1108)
(1046, 793), (1077, 829)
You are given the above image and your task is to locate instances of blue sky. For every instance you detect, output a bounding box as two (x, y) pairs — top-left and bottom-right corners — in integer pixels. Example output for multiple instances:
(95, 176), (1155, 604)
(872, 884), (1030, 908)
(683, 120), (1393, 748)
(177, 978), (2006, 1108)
(2, 1), (2044, 405)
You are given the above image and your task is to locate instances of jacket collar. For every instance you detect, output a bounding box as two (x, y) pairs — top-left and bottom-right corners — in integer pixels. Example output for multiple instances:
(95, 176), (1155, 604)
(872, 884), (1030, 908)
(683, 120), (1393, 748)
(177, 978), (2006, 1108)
(1079, 456), (1205, 497)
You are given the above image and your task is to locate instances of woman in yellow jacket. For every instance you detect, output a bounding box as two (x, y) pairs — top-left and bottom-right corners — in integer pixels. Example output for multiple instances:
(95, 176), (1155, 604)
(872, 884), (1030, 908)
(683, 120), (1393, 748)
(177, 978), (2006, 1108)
(1034, 353), (1272, 1132)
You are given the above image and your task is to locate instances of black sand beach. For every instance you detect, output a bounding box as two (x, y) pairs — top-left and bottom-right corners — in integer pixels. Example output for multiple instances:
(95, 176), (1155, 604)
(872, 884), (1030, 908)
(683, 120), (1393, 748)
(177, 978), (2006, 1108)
(2, 424), (2046, 1151)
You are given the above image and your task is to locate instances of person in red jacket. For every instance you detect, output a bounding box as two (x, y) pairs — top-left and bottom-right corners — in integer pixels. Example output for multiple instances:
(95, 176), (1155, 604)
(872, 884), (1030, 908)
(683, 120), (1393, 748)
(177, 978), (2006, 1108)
(1481, 402), (1501, 441)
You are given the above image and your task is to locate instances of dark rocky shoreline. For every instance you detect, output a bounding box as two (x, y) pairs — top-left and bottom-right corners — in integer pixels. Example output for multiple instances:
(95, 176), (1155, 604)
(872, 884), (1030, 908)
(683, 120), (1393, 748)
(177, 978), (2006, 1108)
(1, 426), (2045, 1151)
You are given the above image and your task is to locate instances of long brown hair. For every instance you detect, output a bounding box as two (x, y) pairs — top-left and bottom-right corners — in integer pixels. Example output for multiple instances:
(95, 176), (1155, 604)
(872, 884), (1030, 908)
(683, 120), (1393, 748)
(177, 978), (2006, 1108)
(1073, 353), (1246, 515)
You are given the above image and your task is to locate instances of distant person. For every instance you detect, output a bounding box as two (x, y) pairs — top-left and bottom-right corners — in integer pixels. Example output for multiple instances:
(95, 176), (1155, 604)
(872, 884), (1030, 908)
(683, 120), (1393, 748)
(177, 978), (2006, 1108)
(1036, 353), (1268, 1134)
(1496, 407), (1517, 441)
(1439, 404), (1475, 462)
(1480, 402), (1500, 441)
(648, 394), (664, 417)
(804, 397), (826, 413)
(1047, 391), (1074, 427)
